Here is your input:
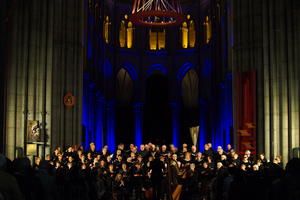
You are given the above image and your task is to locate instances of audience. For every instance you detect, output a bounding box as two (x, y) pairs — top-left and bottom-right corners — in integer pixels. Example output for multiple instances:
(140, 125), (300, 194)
(0, 142), (299, 200)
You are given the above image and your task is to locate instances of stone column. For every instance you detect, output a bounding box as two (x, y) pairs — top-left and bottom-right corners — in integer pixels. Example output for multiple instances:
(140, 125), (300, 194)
(105, 100), (116, 152)
(170, 102), (180, 148)
(95, 93), (105, 150)
(133, 103), (144, 147)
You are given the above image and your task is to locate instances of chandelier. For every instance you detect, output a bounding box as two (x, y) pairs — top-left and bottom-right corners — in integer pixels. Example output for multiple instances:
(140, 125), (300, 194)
(129, 0), (185, 27)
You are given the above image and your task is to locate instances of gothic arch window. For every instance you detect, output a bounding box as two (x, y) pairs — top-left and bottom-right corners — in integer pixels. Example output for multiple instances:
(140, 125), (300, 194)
(181, 15), (196, 48)
(119, 15), (134, 48)
(119, 20), (126, 47)
(149, 29), (166, 50)
(189, 20), (196, 48)
(116, 68), (134, 107)
(182, 22), (188, 48)
(204, 16), (212, 44)
(103, 16), (111, 44)
(127, 21), (133, 48)
(181, 69), (199, 108)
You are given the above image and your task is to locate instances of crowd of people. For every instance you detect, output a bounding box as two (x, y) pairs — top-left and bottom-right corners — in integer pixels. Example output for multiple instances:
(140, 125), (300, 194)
(0, 142), (300, 200)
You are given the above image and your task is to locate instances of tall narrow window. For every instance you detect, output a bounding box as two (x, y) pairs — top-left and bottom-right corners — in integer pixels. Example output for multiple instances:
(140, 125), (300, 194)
(119, 15), (134, 49)
(149, 29), (158, 50)
(119, 20), (126, 47)
(204, 16), (212, 44)
(149, 29), (166, 50)
(181, 15), (196, 48)
(158, 30), (166, 50)
(189, 20), (196, 48)
(127, 22), (133, 48)
(103, 16), (110, 44)
(182, 22), (188, 48)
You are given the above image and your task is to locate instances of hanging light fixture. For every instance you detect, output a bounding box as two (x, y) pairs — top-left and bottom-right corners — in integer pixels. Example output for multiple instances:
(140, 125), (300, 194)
(129, 0), (185, 27)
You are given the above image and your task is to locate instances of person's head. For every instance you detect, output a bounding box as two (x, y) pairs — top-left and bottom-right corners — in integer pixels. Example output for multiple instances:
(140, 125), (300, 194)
(217, 146), (223, 152)
(227, 144), (232, 150)
(274, 156), (281, 164)
(135, 163), (141, 169)
(87, 152), (92, 159)
(68, 156), (74, 163)
(253, 164), (259, 171)
(217, 162), (223, 169)
(67, 146), (73, 153)
(117, 155), (122, 162)
(148, 156), (154, 162)
(182, 143), (188, 149)
(162, 145), (167, 152)
(96, 154), (101, 160)
(35, 157), (41, 166)
(233, 153), (239, 160)
(118, 143), (124, 150)
(259, 153), (265, 160)
(221, 155), (227, 161)
(100, 160), (106, 167)
(159, 156), (165, 162)
(191, 145), (197, 153)
(130, 152), (135, 159)
(286, 158), (300, 176)
(115, 173), (122, 181)
(182, 147), (188, 153)
(140, 144), (145, 151)
(106, 156), (112, 163)
(190, 163), (196, 171)
(203, 162), (208, 168)
(145, 144), (150, 151)
(245, 150), (251, 157)
(204, 144), (209, 150)
(55, 162), (61, 168)
(108, 164), (114, 171)
(196, 152), (202, 159)
(172, 154), (178, 161)
(77, 150), (83, 157)
(58, 154), (63, 161)
(137, 155), (143, 162)
(122, 163), (127, 170)
(242, 155), (248, 162)
(102, 148), (107, 154)
(207, 143), (212, 149)
(240, 164), (247, 171)
(130, 143), (135, 150)
(67, 162), (73, 169)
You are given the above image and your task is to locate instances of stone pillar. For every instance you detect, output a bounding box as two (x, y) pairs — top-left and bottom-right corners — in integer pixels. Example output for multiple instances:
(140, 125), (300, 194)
(170, 102), (180, 148)
(133, 103), (144, 147)
(105, 100), (116, 152)
(95, 93), (104, 150)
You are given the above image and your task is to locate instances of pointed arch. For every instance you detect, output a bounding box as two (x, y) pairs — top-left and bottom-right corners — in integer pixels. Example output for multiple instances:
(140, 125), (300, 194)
(181, 69), (199, 108)
(146, 64), (167, 77)
(116, 68), (134, 107)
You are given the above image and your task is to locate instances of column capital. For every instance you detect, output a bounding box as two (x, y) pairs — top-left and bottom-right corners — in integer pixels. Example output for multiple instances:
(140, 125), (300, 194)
(105, 99), (116, 110)
(95, 91), (104, 102)
(169, 101), (179, 108)
(133, 102), (144, 111)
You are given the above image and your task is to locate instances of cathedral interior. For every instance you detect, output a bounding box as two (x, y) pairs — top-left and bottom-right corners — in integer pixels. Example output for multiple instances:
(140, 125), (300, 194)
(0, 0), (300, 167)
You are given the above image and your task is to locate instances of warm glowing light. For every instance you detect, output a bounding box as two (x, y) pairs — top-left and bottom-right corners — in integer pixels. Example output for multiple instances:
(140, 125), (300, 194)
(119, 20), (126, 47)
(182, 22), (188, 48)
(127, 22), (133, 48)
(103, 16), (110, 44)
